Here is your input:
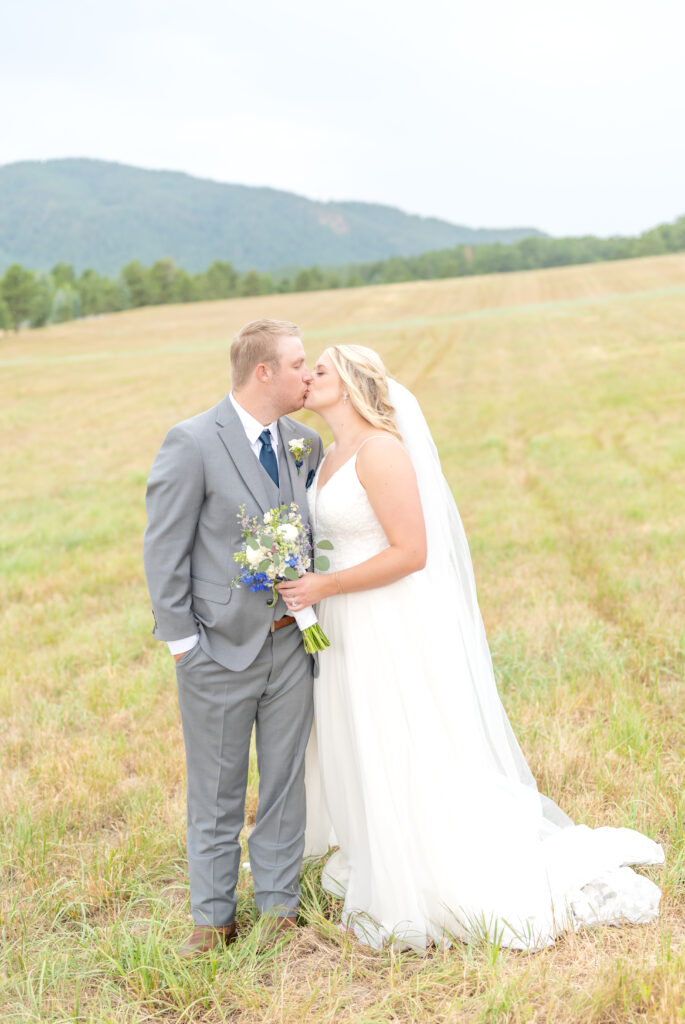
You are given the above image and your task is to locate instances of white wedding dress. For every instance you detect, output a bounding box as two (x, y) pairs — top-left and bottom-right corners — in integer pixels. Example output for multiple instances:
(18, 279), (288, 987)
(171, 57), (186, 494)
(303, 381), (663, 951)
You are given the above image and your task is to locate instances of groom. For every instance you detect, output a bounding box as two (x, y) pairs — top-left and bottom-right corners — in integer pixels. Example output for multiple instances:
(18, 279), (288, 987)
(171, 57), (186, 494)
(143, 318), (322, 956)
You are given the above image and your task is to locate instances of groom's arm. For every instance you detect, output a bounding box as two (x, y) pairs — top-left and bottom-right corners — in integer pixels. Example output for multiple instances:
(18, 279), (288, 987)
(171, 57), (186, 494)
(308, 432), (323, 472)
(314, 433), (324, 467)
(143, 424), (205, 643)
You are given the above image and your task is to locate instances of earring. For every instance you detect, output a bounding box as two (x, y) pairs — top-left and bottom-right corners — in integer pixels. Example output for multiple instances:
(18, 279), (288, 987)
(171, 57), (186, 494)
(342, 392), (349, 404)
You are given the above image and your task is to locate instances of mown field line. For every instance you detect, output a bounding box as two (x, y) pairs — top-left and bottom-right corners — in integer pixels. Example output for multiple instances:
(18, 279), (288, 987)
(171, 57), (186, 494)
(2, 283), (685, 368)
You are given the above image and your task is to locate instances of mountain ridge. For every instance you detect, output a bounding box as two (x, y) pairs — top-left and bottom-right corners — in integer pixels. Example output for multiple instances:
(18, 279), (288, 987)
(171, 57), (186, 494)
(0, 158), (545, 275)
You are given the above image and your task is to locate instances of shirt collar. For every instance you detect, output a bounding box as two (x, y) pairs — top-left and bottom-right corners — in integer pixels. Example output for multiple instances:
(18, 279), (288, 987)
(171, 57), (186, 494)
(229, 392), (279, 448)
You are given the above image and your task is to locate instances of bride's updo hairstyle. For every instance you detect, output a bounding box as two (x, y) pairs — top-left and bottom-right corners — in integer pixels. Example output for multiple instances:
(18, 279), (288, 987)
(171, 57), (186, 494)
(326, 344), (402, 441)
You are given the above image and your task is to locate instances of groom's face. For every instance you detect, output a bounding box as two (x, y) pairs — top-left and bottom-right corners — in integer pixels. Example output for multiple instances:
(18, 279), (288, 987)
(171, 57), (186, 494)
(270, 335), (313, 414)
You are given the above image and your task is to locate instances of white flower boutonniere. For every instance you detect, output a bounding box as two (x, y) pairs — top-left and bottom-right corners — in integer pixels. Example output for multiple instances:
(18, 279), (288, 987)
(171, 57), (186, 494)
(288, 437), (312, 474)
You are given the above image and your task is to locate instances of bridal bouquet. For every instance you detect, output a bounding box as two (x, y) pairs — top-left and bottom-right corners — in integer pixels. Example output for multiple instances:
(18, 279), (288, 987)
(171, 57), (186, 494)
(232, 502), (332, 653)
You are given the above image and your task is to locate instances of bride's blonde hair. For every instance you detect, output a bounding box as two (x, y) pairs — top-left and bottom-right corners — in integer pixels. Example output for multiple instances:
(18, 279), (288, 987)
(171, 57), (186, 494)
(325, 344), (401, 440)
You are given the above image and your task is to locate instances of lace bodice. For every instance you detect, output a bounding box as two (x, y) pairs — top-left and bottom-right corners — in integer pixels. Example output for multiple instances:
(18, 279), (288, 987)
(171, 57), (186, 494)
(307, 452), (390, 572)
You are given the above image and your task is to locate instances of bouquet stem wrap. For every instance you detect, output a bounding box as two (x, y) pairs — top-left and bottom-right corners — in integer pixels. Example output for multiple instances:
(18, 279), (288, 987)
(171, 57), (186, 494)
(292, 606), (331, 653)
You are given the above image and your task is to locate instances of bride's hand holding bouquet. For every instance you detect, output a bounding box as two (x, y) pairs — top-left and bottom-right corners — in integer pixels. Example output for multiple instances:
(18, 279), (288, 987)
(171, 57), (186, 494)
(276, 568), (340, 610)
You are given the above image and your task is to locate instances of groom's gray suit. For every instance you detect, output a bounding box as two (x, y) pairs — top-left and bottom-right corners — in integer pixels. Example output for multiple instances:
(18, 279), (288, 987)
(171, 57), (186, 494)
(143, 393), (322, 926)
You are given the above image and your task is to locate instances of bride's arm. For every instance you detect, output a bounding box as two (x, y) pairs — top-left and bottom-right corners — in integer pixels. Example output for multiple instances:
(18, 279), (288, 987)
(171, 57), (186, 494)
(277, 436), (427, 607)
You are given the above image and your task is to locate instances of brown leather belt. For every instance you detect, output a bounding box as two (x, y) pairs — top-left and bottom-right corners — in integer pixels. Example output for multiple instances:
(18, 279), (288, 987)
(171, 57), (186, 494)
(270, 615), (295, 632)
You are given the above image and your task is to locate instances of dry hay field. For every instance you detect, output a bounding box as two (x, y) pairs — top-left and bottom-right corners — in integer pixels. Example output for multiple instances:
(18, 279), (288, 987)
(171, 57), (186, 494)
(1, 254), (684, 1023)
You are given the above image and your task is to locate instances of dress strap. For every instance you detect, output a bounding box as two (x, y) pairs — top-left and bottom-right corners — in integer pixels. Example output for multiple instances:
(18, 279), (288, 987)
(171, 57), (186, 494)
(355, 434), (403, 458)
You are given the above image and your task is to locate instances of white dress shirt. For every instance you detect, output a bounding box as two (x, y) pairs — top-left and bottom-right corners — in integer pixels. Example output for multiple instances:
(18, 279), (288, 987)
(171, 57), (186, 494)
(167, 393), (279, 656)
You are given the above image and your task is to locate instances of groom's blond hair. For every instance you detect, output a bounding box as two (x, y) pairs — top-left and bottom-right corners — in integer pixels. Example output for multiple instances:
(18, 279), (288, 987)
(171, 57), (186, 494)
(231, 318), (301, 389)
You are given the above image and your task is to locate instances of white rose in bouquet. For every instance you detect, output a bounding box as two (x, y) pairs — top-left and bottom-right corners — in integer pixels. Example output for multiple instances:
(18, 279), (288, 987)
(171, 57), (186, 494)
(246, 545), (266, 567)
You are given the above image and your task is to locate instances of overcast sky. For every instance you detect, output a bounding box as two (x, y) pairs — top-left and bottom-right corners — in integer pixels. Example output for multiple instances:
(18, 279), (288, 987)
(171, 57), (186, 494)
(3, 0), (684, 237)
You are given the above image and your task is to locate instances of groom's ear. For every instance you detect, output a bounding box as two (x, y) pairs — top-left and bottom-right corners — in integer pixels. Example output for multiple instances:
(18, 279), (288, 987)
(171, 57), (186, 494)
(306, 469), (316, 489)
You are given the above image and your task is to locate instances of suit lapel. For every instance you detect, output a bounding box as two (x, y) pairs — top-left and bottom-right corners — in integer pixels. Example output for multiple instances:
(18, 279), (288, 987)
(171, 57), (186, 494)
(215, 396), (273, 512)
(278, 419), (307, 512)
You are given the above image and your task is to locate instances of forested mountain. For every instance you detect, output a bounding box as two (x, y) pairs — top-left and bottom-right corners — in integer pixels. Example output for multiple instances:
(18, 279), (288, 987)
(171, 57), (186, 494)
(0, 158), (543, 275)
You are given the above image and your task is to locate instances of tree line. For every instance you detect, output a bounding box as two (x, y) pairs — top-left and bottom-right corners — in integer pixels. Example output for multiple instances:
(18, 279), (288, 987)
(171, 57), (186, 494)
(1, 215), (683, 331)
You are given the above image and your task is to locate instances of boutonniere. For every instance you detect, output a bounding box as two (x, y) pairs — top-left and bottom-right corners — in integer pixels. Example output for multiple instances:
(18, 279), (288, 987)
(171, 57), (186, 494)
(288, 437), (312, 475)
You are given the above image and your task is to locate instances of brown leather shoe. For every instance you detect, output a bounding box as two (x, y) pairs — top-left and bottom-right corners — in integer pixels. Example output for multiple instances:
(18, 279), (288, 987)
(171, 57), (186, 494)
(178, 923), (238, 957)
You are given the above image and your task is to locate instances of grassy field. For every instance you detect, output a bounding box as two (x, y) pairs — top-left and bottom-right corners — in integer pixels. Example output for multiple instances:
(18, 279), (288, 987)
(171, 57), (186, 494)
(1, 254), (683, 1022)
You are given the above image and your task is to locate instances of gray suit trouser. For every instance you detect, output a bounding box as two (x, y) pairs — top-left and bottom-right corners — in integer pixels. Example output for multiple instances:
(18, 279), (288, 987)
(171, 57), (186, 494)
(175, 621), (314, 926)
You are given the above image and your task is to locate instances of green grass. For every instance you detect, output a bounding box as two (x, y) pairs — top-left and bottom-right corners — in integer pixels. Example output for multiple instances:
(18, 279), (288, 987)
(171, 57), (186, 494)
(1, 254), (683, 1022)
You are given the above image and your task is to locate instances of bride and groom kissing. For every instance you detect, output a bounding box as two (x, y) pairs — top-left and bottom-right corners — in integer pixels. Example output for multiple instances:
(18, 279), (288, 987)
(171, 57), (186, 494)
(143, 317), (663, 958)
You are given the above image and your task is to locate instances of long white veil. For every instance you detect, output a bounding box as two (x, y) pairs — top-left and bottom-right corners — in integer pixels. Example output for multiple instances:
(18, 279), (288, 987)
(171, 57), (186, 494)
(387, 378), (572, 831)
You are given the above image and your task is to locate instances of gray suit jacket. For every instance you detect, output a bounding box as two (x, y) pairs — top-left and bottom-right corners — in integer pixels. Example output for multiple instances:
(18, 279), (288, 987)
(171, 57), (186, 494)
(143, 394), (323, 671)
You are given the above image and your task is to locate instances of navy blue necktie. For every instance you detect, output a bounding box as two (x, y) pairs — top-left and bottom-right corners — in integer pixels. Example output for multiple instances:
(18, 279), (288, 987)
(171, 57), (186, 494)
(258, 429), (279, 488)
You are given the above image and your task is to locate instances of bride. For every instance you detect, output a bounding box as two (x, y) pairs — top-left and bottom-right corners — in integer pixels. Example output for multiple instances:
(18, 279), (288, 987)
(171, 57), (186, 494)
(276, 344), (664, 951)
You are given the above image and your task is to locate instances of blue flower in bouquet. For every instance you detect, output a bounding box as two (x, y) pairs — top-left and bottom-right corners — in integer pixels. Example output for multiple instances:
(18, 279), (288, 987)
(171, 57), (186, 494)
(241, 571), (271, 593)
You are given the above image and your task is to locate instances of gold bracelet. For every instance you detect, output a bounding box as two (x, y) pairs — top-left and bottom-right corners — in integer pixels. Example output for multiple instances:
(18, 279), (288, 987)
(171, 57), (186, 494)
(335, 572), (344, 594)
